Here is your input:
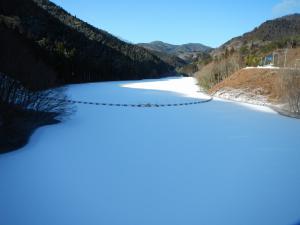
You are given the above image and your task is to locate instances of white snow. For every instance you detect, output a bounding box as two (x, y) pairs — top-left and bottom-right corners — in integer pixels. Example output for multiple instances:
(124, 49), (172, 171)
(245, 66), (280, 70)
(1, 77), (300, 225)
(122, 77), (207, 99)
(213, 87), (271, 107)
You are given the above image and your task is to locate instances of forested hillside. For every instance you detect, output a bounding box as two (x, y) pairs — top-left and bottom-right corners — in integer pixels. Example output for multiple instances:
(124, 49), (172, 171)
(196, 14), (300, 90)
(0, 0), (173, 89)
(0, 0), (174, 151)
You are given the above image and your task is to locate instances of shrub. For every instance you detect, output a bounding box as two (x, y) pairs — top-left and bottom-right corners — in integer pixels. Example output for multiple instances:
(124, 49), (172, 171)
(245, 54), (261, 67)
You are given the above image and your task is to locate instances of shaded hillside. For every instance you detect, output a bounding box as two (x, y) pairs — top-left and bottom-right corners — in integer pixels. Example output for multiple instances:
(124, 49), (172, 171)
(147, 50), (187, 68)
(139, 41), (178, 54)
(0, 0), (173, 89)
(177, 52), (213, 76)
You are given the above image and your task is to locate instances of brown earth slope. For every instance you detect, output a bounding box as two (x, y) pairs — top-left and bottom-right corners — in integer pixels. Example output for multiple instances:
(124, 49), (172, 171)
(208, 47), (300, 102)
(208, 68), (282, 102)
(209, 68), (300, 104)
(285, 48), (300, 67)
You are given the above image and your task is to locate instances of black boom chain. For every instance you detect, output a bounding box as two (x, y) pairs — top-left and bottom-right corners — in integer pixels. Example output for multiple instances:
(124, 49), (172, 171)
(59, 97), (213, 108)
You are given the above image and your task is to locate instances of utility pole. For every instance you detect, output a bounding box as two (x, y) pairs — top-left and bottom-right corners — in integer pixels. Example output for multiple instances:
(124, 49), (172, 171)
(284, 49), (288, 68)
(272, 52), (279, 66)
(295, 59), (300, 69)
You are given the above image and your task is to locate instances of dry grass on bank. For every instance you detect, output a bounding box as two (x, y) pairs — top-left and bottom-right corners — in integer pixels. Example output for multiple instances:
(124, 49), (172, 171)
(206, 67), (300, 114)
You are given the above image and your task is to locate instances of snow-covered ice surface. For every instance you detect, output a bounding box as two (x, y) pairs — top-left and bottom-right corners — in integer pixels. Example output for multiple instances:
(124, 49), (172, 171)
(1, 77), (300, 225)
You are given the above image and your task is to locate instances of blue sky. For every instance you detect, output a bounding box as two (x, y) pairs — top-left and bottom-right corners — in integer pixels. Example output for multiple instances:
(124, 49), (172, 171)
(52, 0), (300, 47)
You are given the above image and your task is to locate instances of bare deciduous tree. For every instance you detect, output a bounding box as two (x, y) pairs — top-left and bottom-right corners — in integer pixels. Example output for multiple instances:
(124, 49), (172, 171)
(0, 73), (75, 152)
(278, 69), (300, 114)
(197, 57), (240, 90)
(0, 73), (74, 124)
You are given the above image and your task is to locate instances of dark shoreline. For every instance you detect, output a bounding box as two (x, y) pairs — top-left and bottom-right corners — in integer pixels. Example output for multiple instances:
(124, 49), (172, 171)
(0, 110), (60, 154)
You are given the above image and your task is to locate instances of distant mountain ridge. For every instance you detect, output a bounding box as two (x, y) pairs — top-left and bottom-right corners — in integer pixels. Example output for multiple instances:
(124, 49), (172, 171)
(139, 41), (212, 54)
(0, 0), (173, 89)
(138, 41), (213, 63)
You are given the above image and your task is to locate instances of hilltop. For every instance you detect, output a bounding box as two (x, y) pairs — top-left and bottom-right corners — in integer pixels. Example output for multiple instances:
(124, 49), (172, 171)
(212, 14), (300, 58)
